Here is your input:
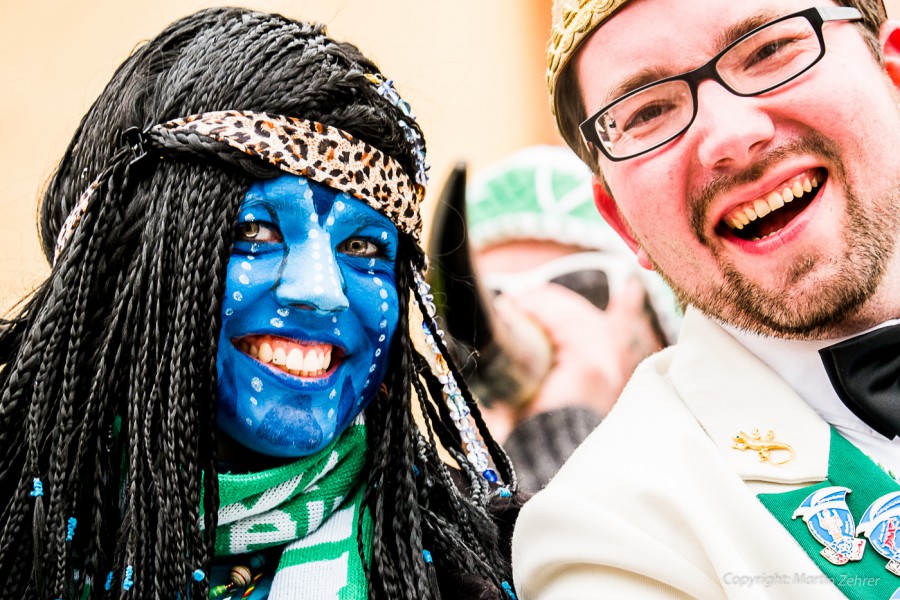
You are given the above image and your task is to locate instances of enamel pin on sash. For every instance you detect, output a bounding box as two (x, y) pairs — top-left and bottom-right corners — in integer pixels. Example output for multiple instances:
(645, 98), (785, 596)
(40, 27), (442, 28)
(793, 486), (866, 565)
(857, 491), (900, 577)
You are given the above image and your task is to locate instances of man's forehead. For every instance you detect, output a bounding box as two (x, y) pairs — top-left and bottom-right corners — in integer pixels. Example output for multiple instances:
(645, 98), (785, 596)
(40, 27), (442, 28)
(576, 0), (812, 106)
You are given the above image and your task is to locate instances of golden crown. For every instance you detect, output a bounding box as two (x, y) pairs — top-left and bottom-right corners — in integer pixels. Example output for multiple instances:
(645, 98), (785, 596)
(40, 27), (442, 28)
(547, 0), (633, 113)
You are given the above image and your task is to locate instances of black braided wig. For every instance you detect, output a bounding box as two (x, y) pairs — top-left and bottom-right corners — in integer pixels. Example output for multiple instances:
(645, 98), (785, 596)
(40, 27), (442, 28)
(0, 8), (516, 599)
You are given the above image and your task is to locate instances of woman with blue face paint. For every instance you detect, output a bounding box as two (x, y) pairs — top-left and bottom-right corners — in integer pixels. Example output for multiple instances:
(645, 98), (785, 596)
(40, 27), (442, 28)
(217, 175), (403, 459)
(0, 9), (519, 599)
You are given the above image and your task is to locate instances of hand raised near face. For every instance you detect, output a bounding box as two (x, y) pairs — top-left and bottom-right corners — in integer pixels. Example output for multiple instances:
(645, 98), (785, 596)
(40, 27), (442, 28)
(498, 277), (663, 420)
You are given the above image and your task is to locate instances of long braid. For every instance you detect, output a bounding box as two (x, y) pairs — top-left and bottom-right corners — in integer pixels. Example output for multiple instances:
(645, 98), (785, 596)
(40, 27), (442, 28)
(1, 8), (517, 598)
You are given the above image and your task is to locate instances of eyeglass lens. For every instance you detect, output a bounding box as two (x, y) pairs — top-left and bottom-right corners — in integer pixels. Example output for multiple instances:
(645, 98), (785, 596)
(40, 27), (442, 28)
(594, 14), (822, 158)
(549, 270), (611, 311)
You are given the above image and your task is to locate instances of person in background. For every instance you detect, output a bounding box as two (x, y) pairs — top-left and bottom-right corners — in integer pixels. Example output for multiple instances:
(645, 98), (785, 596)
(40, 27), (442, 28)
(466, 145), (679, 493)
(514, 0), (900, 597)
(0, 8), (519, 599)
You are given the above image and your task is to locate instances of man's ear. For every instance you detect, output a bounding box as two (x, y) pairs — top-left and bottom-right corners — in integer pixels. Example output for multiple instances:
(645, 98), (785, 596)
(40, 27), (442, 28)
(881, 19), (900, 88)
(592, 178), (653, 270)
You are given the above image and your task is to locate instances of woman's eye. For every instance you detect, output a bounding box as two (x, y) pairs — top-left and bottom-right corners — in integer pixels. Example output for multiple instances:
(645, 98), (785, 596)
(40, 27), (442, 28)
(338, 238), (382, 257)
(236, 221), (280, 243)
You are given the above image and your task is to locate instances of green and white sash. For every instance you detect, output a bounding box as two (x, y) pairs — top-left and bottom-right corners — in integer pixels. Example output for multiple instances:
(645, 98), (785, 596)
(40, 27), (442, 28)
(210, 416), (372, 599)
(759, 429), (900, 599)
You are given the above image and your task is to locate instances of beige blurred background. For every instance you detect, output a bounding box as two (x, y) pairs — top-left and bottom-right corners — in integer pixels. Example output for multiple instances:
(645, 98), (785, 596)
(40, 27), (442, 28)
(1, 0), (898, 310)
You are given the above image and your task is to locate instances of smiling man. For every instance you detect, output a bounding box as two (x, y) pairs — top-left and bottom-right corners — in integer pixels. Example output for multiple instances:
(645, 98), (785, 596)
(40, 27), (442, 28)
(513, 0), (900, 598)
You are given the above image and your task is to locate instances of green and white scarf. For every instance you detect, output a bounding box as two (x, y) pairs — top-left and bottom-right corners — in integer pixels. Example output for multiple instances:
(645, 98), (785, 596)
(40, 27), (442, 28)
(209, 416), (372, 599)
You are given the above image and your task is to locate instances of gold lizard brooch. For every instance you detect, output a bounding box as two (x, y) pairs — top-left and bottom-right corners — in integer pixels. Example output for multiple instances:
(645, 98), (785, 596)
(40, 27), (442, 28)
(732, 429), (795, 466)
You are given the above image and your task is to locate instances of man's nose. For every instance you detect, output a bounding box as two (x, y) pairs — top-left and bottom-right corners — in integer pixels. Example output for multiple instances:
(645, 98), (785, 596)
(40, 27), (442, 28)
(273, 239), (349, 314)
(692, 79), (776, 171)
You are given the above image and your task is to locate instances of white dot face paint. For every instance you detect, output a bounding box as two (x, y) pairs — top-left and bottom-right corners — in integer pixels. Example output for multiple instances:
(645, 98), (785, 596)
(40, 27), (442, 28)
(373, 277), (383, 287)
(217, 175), (401, 459)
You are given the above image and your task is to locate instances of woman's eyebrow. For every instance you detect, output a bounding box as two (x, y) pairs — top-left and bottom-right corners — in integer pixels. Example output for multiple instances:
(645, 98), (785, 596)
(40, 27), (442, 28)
(240, 193), (296, 216)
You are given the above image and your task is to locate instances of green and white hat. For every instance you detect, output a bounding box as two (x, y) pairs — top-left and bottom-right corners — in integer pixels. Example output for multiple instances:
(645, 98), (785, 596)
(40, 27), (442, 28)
(467, 145), (682, 342)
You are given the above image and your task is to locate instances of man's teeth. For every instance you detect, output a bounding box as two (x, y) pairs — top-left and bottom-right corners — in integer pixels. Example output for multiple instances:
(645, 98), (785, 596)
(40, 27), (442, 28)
(725, 176), (819, 231)
(239, 340), (333, 377)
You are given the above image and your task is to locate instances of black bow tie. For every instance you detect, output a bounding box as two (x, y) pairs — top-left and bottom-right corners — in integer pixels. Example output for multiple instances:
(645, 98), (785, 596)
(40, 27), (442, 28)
(820, 326), (900, 440)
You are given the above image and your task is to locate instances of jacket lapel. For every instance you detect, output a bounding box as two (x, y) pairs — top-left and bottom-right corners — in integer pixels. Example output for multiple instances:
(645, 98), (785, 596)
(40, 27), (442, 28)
(668, 307), (829, 487)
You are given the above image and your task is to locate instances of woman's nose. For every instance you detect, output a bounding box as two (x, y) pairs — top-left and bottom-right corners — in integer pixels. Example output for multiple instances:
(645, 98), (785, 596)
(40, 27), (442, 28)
(273, 239), (348, 314)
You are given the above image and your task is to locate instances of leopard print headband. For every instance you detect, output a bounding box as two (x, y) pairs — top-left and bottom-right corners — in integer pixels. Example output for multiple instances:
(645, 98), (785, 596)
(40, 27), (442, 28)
(54, 111), (425, 263)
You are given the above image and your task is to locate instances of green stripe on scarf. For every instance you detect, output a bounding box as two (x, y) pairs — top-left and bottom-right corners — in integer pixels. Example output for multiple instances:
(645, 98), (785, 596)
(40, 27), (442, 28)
(210, 416), (372, 599)
(759, 429), (900, 599)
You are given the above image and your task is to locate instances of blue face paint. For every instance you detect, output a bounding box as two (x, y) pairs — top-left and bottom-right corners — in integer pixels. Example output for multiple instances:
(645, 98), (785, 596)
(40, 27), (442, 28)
(217, 174), (400, 457)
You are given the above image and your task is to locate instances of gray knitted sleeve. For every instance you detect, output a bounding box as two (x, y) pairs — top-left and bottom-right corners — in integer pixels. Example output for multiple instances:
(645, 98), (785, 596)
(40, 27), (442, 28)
(502, 407), (602, 494)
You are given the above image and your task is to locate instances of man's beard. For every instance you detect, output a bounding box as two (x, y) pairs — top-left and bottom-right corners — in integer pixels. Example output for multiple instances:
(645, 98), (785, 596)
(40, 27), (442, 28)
(648, 134), (900, 339)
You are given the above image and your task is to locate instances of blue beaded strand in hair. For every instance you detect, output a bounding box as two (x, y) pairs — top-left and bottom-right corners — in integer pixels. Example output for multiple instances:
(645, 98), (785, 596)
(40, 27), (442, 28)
(65, 517), (77, 542)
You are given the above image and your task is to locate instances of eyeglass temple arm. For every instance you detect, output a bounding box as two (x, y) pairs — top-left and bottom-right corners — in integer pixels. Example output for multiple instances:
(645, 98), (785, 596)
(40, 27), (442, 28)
(816, 6), (862, 22)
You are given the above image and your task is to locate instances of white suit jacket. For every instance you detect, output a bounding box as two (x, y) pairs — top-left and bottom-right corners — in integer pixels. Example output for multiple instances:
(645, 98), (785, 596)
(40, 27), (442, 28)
(512, 308), (853, 599)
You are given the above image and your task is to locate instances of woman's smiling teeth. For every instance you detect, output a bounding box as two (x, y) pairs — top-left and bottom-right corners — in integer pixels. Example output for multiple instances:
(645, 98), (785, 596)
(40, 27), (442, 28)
(720, 170), (824, 241)
(236, 335), (334, 377)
